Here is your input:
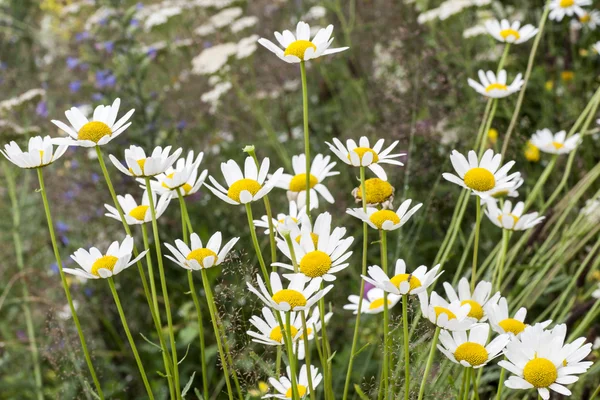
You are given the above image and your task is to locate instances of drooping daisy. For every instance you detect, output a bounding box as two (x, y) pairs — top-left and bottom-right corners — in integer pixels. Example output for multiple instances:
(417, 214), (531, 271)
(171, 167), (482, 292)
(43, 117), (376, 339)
(419, 291), (476, 331)
(326, 137), (404, 181)
(500, 323), (593, 399)
(1, 136), (68, 169)
(104, 190), (172, 225)
(362, 259), (442, 296)
(346, 199), (422, 231)
(485, 19), (539, 44)
(343, 288), (401, 314)
(485, 200), (545, 231)
(205, 157), (283, 205)
(247, 272), (332, 312)
(109, 145), (182, 177)
(254, 201), (306, 236)
(351, 178), (395, 208)
(570, 10), (600, 30)
(274, 153), (337, 210)
(141, 151), (207, 197)
(247, 307), (303, 349)
(63, 236), (146, 279)
(442, 278), (499, 322)
(530, 129), (581, 155)
(485, 297), (550, 337)
(468, 70), (524, 98)
(264, 364), (322, 399)
(438, 323), (510, 369)
(478, 176), (523, 200)
(164, 232), (239, 270)
(442, 149), (521, 198)
(549, 0), (592, 22)
(258, 21), (348, 64)
(51, 98), (135, 147)
(274, 213), (354, 282)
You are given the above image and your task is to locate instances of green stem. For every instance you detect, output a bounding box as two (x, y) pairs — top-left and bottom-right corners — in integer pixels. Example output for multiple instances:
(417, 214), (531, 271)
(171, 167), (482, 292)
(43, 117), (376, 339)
(36, 168), (104, 399)
(107, 278), (155, 399)
(286, 312), (300, 400)
(141, 224), (160, 328)
(497, 44), (511, 73)
(463, 368), (471, 400)
(471, 196), (481, 292)
(417, 327), (441, 400)
(496, 357), (506, 400)
(590, 381), (600, 400)
(380, 230), (390, 399)
(402, 295), (410, 400)
(300, 312), (316, 400)
(245, 202), (271, 288)
(300, 60), (311, 218)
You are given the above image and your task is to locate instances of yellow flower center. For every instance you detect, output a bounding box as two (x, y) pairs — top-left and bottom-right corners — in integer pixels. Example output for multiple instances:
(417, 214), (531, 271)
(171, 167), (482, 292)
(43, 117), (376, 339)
(285, 385), (307, 398)
(491, 189), (509, 199)
(498, 318), (526, 335)
(299, 250), (332, 278)
(390, 274), (422, 292)
(580, 13), (591, 23)
(90, 255), (119, 276)
(485, 83), (508, 92)
(129, 205), (149, 221)
(552, 141), (564, 150)
(525, 142), (540, 162)
(561, 71), (574, 81)
(499, 29), (520, 40)
(488, 128), (498, 144)
(186, 248), (218, 268)
(227, 178), (262, 202)
(434, 306), (457, 321)
(289, 173), (318, 192)
(461, 300), (484, 320)
(463, 168), (496, 192)
(356, 178), (394, 204)
(523, 358), (558, 388)
(348, 147), (379, 163)
(296, 233), (319, 248)
(129, 159), (147, 175)
(369, 210), (400, 229)
(78, 121), (112, 143)
(160, 172), (193, 193)
(368, 298), (392, 310)
(269, 326), (298, 343)
(454, 342), (489, 366)
(272, 289), (307, 309)
(284, 40), (316, 59)
(559, 0), (574, 7)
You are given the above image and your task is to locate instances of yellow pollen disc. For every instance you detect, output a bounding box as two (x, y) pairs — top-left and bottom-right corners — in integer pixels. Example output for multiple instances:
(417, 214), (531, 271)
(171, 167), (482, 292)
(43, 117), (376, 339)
(285, 385), (307, 398)
(390, 273), (422, 292)
(461, 300), (484, 320)
(186, 248), (218, 268)
(306, 327), (313, 335)
(296, 233), (319, 248)
(348, 147), (379, 163)
(580, 13), (590, 23)
(559, 0), (574, 7)
(78, 121), (112, 143)
(284, 40), (316, 59)
(269, 326), (298, 343)
(299, 250), (332, 278)
(289, 173), (319, 192)
(368, 298), (392, 310)
(485, 83), (508, 92)
(129, 159), (147, 175)
(129, 205), (149, 221)
(499, 29), (520, 40)
(356, 178), (394, 204)
(90, 255), (119, 276)
(434, 306), (457, 321)
(369, 210), (400, 229)
(523, 358), (557, 388)
(552, 141), (564, 150)
(227, 178), (262, 202)
(525, 142), (540, 162)
(498, 318), (526, 335)
(463, 168), (495, 192)
(454, 342), (488, 366)
(272, 289), (307, 309)
(492, 190), (509, 199)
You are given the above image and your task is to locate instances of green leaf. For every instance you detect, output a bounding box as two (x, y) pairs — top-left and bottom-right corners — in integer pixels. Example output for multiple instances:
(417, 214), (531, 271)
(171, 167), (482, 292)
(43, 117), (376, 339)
(194, 387), (204, 400)
(139, 332), (164, 352)
(354, 384), (370, 400)
(181, 371), (196, 398)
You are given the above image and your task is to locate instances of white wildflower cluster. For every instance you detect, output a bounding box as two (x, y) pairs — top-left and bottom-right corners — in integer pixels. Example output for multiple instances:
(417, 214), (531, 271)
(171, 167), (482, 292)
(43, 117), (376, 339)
(417, 0), (492, 24)
(0, 89), (45, 114)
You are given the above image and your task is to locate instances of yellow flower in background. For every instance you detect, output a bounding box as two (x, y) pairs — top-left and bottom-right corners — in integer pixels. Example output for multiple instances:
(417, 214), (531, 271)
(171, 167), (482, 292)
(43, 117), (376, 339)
(545, 80), (554, 91)
(561, 71), (575, 82)
(524, 141), (540, 162)
(248, 381), (270, 397)
(580, 49), (589, 57)
(488, 128), (498, 145)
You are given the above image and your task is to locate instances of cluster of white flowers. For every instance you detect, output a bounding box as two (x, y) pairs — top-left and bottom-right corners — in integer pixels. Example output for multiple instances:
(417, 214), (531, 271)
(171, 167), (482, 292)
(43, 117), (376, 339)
(0, 88), (45, 114)
(417, 0), (492, 24)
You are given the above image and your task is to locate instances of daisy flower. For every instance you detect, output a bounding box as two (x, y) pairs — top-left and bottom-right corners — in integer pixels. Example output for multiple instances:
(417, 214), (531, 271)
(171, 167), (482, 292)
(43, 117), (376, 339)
(254, 201), (306, 236)
(468, 70), (524, 98)
(258, 21), (348, 63)
(247, 272), (332, 312)
(530, 129), (581, 154)
(51, 98), (134, 147)
(247, 307), (303, 350)
(485, 200), (545, 231)
(442, 149), (521, 198)
(485, 297), (551, 337)
(274, 153), (337, 211)
(362, 259), (442, 296)
(478, 176), (523, 200)
(141, 151), (207, 197)
(205, 156), (283, 205)
(499, 323), (593, 399)
(438, 323), (510, 369)
(104, 190), (172, 225)
(303, 306), (332, 341)
(63, 236), (146, 279)
(346, 199), (422, 231)
(419, 291), (476, 331)
(571, 10), (600, 29)
(343, 288), (401, 314)
(274, 212), (353, 282)
(549, 0), (592, 22)
(351, 178), (395, 208)
(442, 278), (499, 322)
(326, 136), (404, 181)
(164, 232), (239, 270)
(109, 145), (182, 177)
(485, 19), (539, 44)
(1, 135), (68, 169)
(264, 364), (322, 399)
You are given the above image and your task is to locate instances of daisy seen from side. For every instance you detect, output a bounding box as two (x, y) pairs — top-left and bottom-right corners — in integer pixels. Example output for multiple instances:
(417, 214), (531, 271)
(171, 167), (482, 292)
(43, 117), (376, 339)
(104, 190), (172, 225)
(468, 70), (524, 98)
(164, 232), (239, 270)
(362, 259), (442, 296)
(1, 135), (68, 169)
(438, 323), (510, 368)
(346, 199), (422, 231)
(485, 200), (545, 231)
